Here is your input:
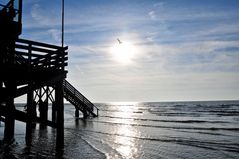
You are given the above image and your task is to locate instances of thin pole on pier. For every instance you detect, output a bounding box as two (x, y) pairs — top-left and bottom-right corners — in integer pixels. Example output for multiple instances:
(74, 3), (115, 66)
(61, 0), (64, 48)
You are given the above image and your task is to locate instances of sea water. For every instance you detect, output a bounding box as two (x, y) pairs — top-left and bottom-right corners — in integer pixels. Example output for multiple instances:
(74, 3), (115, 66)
(0, 101), (239, 158)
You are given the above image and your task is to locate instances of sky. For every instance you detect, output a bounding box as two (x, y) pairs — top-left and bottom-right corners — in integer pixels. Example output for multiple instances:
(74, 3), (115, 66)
(14, 0), (239, 102)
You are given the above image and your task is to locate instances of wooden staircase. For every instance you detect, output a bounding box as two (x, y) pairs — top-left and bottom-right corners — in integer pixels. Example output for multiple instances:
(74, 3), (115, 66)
(63, 80), (98, 117)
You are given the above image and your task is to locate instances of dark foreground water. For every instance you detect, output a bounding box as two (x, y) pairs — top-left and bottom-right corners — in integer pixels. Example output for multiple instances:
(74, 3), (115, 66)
(0, 101), (239, 158)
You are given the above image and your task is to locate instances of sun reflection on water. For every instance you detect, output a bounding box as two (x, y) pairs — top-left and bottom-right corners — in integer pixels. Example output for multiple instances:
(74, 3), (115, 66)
(114, 125), (138, 158)
(111, 102), (139, 158)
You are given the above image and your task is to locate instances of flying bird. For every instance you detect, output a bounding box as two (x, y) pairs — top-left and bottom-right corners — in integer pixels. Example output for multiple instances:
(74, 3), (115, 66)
(117, 38), (122, 44)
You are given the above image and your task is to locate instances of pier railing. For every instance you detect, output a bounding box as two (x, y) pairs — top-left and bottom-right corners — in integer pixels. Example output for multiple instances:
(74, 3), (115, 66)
(63, 79), (99, 117)
(14, 38), (68, 70)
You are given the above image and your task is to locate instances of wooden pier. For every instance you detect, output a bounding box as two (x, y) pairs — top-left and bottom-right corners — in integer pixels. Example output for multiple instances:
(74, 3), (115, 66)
(0, 0), (98, 148)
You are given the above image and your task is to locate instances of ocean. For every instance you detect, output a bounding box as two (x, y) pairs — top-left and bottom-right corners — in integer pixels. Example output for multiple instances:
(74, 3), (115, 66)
(0, 101), (239, 158)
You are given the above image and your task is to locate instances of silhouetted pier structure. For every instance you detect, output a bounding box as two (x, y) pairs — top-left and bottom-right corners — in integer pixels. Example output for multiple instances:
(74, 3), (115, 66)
(0, 0), (98, 148)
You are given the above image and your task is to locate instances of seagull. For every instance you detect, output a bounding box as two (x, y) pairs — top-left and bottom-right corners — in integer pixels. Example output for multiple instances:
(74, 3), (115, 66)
(117, 38), (122, 44)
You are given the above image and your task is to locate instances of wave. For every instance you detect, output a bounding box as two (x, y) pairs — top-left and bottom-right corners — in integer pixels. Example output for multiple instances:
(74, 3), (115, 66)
(74, 129), (239, 153)
(100, 115), (229, 123)
(80, 136), (109, 159)
(176, 129), (235, 136)
(99, 109), (143, 113)
(100, 109), (239, 117)
(87, 120), (239, 131)
(63, 130), (107, 159)
(148, 110), (239, 117)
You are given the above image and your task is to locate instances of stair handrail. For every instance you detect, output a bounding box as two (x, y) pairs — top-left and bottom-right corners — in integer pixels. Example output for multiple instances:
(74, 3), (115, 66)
(63, 79), (98, 116)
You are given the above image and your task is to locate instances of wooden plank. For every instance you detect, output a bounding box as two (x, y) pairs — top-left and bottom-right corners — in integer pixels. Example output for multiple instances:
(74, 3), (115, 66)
(33, 61), (67, 69)
(15, 43), (67, 56)
(15, 50), (45, 58)
(15, 44), (58, 55)
(0, 107), (54, 125)
(31, 53), (54, 64)
(31, 55), (67, 68)
(17, 38), (66, 50)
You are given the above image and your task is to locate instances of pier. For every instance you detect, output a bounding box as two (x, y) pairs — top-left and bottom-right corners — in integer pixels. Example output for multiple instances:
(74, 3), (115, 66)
(0, 0), (98, 148)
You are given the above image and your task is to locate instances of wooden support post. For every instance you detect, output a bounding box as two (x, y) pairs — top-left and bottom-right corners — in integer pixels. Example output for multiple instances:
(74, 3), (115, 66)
(32, 101), (37, 126)
(39, 100), (48, 129)
(45, 86), (49, 120)
(75, 109), (79, 118)
(43, 101), (48, 120)
(52, 101), (57, 122)
(4, 100), (15, 143)
(55, 80), (64, 149)
(26, 85), (33, 146)
(4, 84), (16, 143)
(83, 107), (88, 119)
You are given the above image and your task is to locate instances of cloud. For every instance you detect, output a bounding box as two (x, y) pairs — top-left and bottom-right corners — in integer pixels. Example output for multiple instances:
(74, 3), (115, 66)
(24, 3), (62, 43)
(30, 3), (61, 25)
(47, 29), (61, 44)
(31, 4), (48, 25)
(148, 2), (165, 21)
(148, 11), (156, 20)
(116, 39), (239, 76)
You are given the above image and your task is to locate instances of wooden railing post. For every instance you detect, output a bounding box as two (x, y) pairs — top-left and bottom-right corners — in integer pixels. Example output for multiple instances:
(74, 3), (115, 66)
(28, 44), (32, 67)
(60, 48), (64, 70)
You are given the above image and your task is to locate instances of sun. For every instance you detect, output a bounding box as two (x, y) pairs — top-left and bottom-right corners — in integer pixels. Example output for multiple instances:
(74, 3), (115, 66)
(110, 41), (137, 65)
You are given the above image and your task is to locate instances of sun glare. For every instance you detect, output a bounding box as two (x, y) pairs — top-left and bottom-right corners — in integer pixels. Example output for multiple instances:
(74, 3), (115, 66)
(110, 41), (137, 65)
